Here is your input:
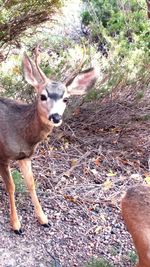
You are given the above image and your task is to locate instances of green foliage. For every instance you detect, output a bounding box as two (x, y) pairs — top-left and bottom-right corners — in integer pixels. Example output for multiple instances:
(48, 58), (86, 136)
(0, 0), (61, 24)
(85, 86), (109, 101)
(85, 258), (114, 267)
(136, 91), (144, 100)
(0, 52), (33, 99)
(85, 89), (100, 101)
(1, 0), (149, 102)
(81, 0), (149, 94)
(12, 170), (26, 193)
(81, 10), (93, 25)
(0, 35), (90, 99)
(0, 0), (62, 46)
(128, 250), (138, 265)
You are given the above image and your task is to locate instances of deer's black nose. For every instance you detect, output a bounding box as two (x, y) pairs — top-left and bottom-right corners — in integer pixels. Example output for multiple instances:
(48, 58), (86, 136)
(49, 113), (62, 124)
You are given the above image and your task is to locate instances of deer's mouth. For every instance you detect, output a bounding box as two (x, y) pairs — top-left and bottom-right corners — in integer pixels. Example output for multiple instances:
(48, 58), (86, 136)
(53, 120), (62, 127)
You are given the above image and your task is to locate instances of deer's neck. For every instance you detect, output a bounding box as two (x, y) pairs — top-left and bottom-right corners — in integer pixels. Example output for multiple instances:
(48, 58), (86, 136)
(21, 100), (53, 146)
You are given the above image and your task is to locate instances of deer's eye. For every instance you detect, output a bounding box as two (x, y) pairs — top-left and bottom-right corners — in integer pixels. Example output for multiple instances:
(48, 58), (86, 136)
(40, 94), (47, 101)
(63, 97), (68, 103)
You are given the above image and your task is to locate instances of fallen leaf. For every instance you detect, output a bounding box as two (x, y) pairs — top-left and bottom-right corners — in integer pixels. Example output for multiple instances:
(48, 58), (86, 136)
(95, 226), (102, 234)
(73, 108), (81, 116)
(64, 194), (80, 205)
(64, 142), (69, 149)
(103, 178), (112, 190)
(145, 176), (150, 184)
(71, 159), (78, 167)
(48, 145), (53, 151)
(111, 127), (121, 133)
(107, 170), (117, 177)
(12, 66), (20, 75)
(94, 157), (101, 166)
(112, 140), (118, 144)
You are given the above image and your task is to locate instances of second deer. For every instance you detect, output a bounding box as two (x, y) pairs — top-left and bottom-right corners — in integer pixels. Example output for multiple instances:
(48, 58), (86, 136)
(122, 185), (150, 267)
(0, 48), (97, 234)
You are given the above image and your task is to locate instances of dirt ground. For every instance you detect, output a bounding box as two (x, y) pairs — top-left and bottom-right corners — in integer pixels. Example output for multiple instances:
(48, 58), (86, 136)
(0, 89), (149, 267)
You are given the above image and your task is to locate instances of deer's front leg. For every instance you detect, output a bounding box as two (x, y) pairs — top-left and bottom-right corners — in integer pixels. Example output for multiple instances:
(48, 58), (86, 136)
(18, 158), (49, 226)
(0, 163), (21, 234)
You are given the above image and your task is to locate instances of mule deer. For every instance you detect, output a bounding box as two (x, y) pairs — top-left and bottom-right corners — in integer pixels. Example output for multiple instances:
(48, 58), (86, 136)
(0, 48), (97, 234)
(121, 185), (150, 267)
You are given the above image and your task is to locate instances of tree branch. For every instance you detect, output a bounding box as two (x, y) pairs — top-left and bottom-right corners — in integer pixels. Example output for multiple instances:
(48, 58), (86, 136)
(0, 10), (55, 44)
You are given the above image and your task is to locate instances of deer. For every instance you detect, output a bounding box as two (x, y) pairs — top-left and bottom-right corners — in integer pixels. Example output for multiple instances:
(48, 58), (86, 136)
(121, 185), (150, 267)
(0, 47), (97, 234)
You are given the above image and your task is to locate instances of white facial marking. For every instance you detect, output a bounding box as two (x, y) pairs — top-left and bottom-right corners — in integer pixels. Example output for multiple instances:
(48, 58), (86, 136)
(40, 85), (69, 126)
(49, 98), (66, 116)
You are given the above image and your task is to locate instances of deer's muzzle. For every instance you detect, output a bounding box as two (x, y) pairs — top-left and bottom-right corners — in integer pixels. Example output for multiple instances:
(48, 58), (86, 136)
(49, 113), (62, 124)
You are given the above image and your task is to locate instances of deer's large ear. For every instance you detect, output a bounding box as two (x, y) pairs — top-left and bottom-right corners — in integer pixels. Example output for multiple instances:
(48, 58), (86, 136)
(23, 53), (38, 87)
(66, 68), (98, 96)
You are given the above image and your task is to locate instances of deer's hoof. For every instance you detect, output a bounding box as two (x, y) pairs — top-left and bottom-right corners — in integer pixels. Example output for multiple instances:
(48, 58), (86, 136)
(14, 228), (23, 235)
(41, 222), (51, 228)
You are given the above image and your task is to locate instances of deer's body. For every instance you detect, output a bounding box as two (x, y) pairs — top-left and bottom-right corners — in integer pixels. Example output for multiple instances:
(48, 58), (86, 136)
(0, 97), (52, 161)
(0, 48), (97, 234)
(121, 185), (150, 267)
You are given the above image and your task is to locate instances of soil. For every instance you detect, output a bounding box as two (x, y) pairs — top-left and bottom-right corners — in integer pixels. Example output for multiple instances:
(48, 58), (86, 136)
(0, 90), (149, 267)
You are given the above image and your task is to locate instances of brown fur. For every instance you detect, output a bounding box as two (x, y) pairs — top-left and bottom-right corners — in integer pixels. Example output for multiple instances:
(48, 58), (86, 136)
(0, 51), (97, 233)
(0, 97), (53, 232)
(0, 97), (53, 161)
(121, 185), (150, 267)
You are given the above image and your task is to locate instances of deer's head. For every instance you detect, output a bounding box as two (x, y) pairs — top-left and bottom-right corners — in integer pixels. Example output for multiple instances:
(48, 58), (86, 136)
(23, 50), (98, 126)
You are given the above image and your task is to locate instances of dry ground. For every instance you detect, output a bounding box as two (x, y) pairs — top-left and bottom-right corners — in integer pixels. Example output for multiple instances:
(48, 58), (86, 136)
(0, 91), (149, 267)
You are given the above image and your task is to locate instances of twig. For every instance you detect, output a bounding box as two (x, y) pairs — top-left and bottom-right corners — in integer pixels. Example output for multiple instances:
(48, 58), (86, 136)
(61, 150), (91, 177)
